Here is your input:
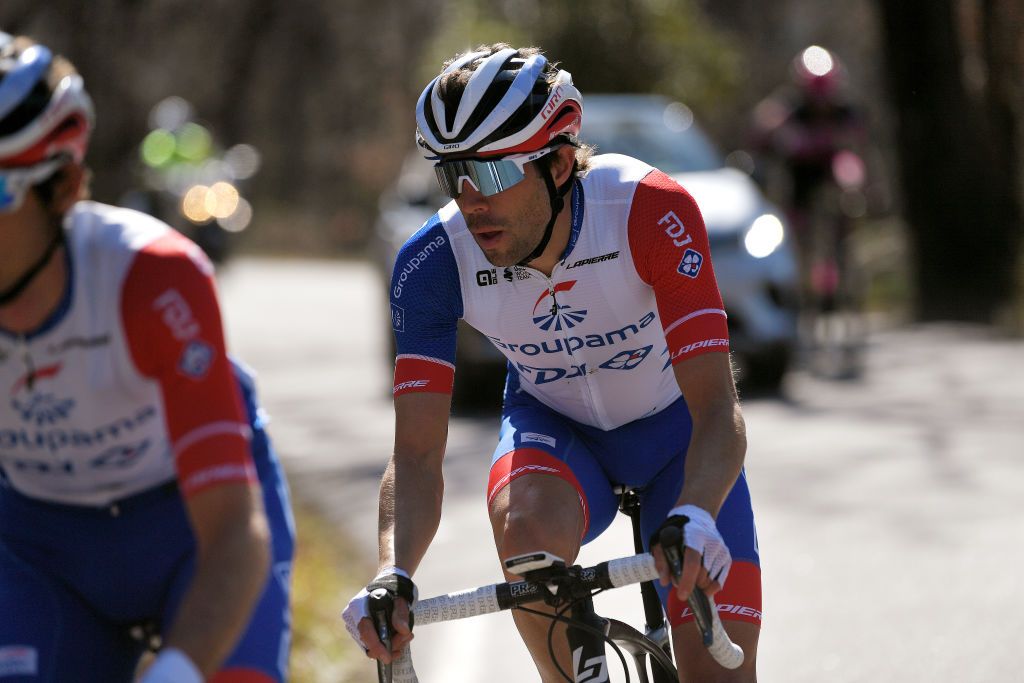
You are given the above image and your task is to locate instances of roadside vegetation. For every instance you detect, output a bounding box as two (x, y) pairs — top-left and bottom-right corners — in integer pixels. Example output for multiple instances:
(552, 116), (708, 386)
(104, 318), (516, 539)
(290, 504), (372, 683)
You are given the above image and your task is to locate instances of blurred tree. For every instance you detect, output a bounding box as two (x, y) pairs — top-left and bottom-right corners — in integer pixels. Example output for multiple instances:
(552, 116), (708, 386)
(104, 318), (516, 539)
(878, 0), (1022, 322)
(424, 0), (744, 126)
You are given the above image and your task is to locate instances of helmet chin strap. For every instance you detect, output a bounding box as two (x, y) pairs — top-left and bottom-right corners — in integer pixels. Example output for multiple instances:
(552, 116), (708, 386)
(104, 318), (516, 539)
(0, 227), (64, 307)
(518, 159), (577, 267)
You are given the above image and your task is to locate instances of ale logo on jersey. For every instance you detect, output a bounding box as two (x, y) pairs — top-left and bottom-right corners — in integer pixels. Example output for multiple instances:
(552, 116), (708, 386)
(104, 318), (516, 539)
(677, 248), (703, 278)
(532, 280), (588, 331)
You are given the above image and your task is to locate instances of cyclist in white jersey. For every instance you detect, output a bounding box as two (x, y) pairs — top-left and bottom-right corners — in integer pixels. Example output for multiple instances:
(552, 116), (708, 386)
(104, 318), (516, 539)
(0, 35), (293, 682)
(344, 43), (760, 682)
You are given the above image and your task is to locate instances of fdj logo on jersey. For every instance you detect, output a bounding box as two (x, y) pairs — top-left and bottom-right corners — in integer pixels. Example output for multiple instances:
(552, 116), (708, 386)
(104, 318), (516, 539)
(532, 280), (588, 331)
(599, 346), (652, 370)
(677, 249), (703, 278)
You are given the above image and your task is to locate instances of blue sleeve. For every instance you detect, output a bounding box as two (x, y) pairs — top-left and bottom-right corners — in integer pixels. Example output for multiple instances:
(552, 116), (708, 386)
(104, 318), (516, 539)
(388, 216), (462, 364)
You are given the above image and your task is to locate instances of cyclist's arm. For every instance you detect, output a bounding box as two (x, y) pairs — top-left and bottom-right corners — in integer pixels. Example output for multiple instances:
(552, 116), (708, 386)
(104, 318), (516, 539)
(122, 234), (271, 677)
(165, 482), (271, 675)
(672, 353), (745, 518)
(628, 169), (745, 596)
(379, 390), (452, 575)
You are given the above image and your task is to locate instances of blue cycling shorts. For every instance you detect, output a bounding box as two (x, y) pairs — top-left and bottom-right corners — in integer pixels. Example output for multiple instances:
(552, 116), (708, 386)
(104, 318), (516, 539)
(0, 365), (295, 682)
(487, 376), (761, 625)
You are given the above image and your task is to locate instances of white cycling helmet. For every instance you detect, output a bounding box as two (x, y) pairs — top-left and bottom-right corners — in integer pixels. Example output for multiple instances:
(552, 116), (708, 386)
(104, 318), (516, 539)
(0, 34), (94, 167)
(415, 46), (582, 159)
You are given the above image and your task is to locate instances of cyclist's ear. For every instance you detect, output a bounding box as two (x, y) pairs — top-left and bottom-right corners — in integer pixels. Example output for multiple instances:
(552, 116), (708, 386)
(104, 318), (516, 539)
(549, 145), (576, 186)
(45, 162), (87, 215)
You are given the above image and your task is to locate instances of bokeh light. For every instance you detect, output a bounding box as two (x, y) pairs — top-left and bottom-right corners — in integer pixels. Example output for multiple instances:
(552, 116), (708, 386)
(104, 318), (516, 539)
(663, 102), (694, 133)
(140, 129), (176, 168)
(801, 45), (834, 76)
(205, 181), (240, 219)
(744, 214), (785, 258)
(176, 123), (213, 162)
(182, 184), (213, 223)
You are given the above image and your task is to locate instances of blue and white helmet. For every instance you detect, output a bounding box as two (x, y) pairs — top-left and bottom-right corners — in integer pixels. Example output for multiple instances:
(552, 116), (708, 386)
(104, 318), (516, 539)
(415, 46), (583, 159)
(0, 33), (94, 167)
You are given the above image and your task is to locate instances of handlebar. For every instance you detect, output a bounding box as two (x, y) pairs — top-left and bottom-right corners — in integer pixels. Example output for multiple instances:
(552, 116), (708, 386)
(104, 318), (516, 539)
(382, 551), (743, 682)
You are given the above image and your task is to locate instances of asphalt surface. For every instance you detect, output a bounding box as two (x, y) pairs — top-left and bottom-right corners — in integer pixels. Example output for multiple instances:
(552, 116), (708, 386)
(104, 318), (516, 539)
(219, 257), (1024, 682)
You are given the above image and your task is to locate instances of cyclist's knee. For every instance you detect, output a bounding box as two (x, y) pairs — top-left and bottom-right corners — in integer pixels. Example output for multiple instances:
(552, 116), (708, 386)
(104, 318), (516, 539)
(490, 474), (585, 565)
(209, 667), (278, 683)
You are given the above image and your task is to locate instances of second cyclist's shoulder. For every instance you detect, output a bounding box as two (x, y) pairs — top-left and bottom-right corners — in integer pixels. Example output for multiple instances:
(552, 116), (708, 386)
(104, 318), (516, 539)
(67, 201), (213, 282)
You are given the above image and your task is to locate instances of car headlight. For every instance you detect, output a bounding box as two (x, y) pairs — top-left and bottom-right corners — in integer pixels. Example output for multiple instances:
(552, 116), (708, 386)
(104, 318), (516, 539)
(743, 214), (785, 258)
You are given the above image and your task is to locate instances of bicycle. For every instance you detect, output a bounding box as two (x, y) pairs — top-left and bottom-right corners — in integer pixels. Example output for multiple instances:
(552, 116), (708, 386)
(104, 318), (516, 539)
(798, 149), (869, 380)
(368, 487), (744, 682)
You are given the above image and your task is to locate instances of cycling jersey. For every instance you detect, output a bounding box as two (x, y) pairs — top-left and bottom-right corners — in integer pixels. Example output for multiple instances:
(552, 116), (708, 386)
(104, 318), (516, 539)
(390, 154), (730, 429)
(0, 201), (255, 506)
(0, 201), (294, 681)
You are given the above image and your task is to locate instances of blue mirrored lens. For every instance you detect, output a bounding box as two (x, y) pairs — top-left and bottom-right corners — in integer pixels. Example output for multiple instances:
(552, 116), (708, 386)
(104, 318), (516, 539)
(434, 158), (526, 198)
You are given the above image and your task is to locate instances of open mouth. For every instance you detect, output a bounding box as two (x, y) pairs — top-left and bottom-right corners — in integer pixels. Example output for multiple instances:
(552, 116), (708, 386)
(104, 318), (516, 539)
(473, 229), (503, 248)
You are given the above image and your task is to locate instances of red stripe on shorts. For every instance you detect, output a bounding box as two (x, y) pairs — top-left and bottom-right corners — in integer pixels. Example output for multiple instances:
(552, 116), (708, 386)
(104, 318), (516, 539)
(667, 559), (762, 627)
(487, 448), (590, 537)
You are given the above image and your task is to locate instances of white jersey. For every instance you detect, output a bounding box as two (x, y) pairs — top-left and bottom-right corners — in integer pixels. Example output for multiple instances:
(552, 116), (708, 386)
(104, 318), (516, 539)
(389, 154), (729, 430)
(0, 202), (255, 506)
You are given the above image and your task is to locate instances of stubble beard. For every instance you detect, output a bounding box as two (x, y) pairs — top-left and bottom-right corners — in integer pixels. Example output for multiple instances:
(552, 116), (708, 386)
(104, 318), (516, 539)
(473, 198), (550, 268)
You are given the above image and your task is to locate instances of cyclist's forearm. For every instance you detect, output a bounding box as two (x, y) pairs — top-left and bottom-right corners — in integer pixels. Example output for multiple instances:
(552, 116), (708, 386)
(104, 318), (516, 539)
(678, 400), (746, 517)
(378, 451), (444, 575)
(162, 499), (271, 674)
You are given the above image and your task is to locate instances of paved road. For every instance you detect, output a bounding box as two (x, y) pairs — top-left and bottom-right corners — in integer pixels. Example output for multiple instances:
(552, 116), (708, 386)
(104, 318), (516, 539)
(219, 257), (1024, 682)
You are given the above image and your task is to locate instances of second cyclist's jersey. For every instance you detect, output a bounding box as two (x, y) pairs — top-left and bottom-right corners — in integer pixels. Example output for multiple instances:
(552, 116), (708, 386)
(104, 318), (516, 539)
(390, 154), (730, 430)
(0, 202), (256, 506)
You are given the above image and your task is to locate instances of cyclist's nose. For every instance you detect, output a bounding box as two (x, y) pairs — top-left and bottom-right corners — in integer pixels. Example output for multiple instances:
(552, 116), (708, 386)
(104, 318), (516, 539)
(457, 183), (489, 212)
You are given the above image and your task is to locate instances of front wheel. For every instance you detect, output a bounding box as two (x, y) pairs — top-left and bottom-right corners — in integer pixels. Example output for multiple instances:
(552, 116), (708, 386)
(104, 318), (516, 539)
(606, 619), (678, 682)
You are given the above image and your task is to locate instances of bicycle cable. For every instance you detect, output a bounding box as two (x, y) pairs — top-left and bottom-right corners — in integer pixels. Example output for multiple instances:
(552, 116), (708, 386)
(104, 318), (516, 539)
(516, 589), (632, 683)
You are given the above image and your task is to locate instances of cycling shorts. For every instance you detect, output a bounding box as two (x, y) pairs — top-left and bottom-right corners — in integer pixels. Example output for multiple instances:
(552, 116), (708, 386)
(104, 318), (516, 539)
(487, 374), (761, 626)
(0, 366), (296, 682)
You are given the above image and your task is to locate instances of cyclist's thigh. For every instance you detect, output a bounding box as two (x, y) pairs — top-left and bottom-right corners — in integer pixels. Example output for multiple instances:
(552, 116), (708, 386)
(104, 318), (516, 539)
(488, 390), (618, 546)
(0, 542), (140, 682)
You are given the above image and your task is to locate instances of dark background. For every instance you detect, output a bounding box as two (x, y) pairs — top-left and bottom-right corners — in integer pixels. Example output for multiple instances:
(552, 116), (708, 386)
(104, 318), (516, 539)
(2, 0), (1021, 323)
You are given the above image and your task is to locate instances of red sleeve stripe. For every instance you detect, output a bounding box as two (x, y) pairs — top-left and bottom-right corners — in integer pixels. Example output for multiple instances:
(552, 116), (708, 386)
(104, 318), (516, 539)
(663, 308), (727, 338)
(394, 355), (455, 396)
(172, 421), (252, 458)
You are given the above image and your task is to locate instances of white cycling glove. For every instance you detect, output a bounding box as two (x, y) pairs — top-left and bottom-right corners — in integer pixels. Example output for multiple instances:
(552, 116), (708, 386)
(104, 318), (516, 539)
(665, 504), (732, 587)
(342, 566), (417, 650)
(139, 648), (202, 683)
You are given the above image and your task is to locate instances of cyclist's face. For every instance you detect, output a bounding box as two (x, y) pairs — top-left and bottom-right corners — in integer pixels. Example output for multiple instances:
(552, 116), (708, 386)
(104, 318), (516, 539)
(456, 160), (551, 267)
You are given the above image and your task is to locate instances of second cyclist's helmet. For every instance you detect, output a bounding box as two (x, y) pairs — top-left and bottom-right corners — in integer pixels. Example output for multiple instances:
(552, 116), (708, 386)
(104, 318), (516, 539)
(0, 33), (94, 167)
(790, 45), (846, 101)
(415, 45), (582, 159)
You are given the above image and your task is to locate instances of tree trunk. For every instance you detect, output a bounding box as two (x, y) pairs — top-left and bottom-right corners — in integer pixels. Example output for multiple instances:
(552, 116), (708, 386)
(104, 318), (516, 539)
(877, 0), (1021, 322)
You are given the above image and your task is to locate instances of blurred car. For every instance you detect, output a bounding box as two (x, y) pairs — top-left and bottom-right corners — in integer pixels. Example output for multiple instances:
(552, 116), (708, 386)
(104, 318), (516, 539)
(373, 95), (799, 402)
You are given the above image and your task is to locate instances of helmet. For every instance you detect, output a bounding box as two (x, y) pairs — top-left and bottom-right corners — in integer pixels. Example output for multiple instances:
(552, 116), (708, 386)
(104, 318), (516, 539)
(415, 46), (582, 158)
(0, 33), (94, 167)
(789, 45), (846, 100)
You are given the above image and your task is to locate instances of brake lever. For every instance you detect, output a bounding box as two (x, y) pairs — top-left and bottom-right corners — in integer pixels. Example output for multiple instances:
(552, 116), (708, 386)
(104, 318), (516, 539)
(658, 524), (714, 647)
(368, 588), (395, 683)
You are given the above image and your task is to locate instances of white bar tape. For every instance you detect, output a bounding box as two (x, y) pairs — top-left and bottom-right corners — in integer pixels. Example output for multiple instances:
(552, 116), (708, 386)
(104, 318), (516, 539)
(392, 647), (419, 683)
(705, 596), (745, 670)
(412, 584), (501, 626)
(606, 553), (659, 587)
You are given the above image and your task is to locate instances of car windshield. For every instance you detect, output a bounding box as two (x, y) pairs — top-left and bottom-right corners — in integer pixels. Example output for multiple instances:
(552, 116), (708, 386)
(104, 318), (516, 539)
(580, 98), (723, 174)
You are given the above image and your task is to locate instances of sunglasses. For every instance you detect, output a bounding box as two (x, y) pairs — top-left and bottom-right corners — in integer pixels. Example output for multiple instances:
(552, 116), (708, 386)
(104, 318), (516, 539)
(0, 159), (64, 213)
(434, 146), (556, 199)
